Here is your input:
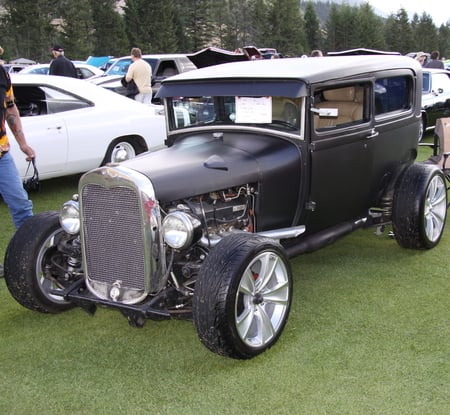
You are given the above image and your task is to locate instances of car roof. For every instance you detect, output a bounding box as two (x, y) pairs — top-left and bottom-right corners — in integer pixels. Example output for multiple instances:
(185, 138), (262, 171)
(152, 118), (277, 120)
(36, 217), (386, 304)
(10, 74), (149, 108)
(158, 55), (422, 98)
(114, 54), (190, 61)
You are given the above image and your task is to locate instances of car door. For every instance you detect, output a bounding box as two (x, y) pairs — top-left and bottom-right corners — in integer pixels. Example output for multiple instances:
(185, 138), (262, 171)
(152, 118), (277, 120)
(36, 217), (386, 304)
(307, 83), (374, 233)
(425, 71), (450, 127)
(8, 85), (69, 179)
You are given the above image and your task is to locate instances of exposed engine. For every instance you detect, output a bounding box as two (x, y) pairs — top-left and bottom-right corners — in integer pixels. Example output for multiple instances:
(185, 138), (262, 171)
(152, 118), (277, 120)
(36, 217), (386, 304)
(161, 184), (257, 283)
(164, 183), (256, 249)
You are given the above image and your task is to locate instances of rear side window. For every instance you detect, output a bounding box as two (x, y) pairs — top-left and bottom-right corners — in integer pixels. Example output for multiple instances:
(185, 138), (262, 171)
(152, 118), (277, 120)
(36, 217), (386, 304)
(375, 76), (411, 115)
(313, 84), (367, 131)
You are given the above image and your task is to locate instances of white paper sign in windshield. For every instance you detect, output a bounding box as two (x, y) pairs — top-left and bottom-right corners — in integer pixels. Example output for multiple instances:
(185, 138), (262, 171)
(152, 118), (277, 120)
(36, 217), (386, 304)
(235, 96), (272, 123)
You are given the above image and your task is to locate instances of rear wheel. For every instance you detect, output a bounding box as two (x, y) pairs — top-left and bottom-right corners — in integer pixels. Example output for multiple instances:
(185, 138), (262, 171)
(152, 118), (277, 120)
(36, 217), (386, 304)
(103, 138), (145, 164)
(392, 163), (447, 249)
(4, 211), (75, 313)
(193, 233), (292, 359)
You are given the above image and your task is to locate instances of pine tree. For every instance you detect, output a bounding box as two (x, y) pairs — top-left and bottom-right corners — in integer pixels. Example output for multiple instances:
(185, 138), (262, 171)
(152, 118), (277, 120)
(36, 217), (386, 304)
(354, 3), (386, 51)
(438, 23), (450, 59)
(304, 1), (322, 53)
(413, 12), (439, 53)
(56, 0), (94, 60)
(124, 0), (178, 53)
(267, 0), (306, 56)
(384, 9), (413, 55)
(1, 0), (57, 63)
(90, 0), (128, 56)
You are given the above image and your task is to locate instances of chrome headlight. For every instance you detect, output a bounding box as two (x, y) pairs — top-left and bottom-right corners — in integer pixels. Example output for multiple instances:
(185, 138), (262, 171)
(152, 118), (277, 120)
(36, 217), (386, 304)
(162, 211), (201, 250)
(59, 200), (80, 234)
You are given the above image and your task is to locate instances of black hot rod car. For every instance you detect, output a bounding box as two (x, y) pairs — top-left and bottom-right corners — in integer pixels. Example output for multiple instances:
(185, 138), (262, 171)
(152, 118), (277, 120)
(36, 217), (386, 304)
(4, 55), (447, 359)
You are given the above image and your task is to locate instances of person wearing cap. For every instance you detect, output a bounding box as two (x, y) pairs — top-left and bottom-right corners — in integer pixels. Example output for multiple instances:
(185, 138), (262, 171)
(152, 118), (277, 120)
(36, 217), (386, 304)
(125, 47), (152, 104)
(49, 45), (77, 78)
(415, 52), (427, 66)
(0, 46), (35, 277)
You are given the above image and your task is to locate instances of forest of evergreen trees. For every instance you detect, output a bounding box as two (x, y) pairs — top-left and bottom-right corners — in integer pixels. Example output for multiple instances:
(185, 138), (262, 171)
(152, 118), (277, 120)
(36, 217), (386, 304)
(0, 0), (449, 63)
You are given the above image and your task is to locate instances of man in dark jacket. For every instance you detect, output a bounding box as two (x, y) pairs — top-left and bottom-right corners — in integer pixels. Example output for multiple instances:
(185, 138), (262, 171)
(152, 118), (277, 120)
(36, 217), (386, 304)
(424, 50), (445, 69)
(49, 45), (78, 78)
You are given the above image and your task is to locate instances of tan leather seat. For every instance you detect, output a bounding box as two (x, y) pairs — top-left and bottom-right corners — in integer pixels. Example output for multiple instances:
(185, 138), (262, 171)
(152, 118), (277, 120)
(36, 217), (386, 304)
(315, 86), (363, 129)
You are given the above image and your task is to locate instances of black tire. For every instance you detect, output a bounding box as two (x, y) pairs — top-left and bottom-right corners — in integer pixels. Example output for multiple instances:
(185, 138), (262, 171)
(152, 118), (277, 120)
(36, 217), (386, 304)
(4, 211), (74, 313)
(392, 163), (447, 249)
(102, 137), (145, 165)
(193, 233), (292, 359)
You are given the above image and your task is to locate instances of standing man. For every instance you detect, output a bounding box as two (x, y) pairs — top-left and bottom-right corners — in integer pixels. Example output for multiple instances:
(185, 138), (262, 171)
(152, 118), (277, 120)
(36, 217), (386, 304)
(125, 48), (152, 104)
(424, 51), (445, 69)
(0, 48), (35, 276)
(49, 45), (78, 78)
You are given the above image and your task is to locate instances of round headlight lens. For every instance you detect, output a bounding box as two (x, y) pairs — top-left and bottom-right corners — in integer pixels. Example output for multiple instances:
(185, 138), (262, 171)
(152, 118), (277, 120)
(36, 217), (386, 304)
(162, 211), (199, 250)
(59, 200), (80, 234)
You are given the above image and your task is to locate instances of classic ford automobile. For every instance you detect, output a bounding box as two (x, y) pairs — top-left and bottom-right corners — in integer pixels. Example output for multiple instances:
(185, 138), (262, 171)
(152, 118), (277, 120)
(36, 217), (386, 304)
(4, 55), (447, 359)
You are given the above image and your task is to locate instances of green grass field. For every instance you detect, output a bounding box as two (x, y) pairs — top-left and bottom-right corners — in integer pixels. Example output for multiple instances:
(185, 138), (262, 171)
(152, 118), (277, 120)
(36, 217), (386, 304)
(0, 140), (449, 414)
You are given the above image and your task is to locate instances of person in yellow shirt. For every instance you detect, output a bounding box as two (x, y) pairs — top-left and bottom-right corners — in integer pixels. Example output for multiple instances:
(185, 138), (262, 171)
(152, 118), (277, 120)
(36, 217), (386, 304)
(0, 46), (35, 277)
(125, 48), (152, 104)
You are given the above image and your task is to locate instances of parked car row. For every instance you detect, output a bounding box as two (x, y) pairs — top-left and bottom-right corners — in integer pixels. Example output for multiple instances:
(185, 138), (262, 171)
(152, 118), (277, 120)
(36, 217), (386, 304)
(89, 54), (197, 102)
(8, 74), (167, 180)
(4, 50), (450, 183)
(18, 62), (104, 79)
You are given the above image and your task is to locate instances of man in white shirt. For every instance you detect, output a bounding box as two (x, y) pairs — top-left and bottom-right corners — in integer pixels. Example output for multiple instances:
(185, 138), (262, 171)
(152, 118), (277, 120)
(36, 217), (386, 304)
(125, 48), (152, 104)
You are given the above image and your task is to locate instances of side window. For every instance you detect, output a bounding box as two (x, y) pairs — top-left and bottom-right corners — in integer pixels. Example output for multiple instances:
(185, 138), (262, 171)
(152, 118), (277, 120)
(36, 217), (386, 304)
(314, 84), (366, 130)
(13, 86), (47, 116)
(375, 76), (411, 116)
(156, 61), (178, 78)
(41, 86), (92, 114)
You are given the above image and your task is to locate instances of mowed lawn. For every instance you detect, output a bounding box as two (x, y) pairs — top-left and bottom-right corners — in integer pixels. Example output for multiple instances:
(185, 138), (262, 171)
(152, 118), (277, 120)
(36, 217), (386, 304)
(0, 140), (448, 414)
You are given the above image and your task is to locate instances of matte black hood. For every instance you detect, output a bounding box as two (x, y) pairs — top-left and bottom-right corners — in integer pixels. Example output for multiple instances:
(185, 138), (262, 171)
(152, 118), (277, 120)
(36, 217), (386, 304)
(120, 134), (263, 202)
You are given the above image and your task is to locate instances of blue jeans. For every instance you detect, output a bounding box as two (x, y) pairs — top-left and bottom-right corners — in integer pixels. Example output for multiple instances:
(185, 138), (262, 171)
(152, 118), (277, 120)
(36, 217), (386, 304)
(0, 151), (33, 228)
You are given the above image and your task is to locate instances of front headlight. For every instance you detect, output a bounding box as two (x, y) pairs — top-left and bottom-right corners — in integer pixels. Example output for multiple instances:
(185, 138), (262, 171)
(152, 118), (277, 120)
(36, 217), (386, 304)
(60, 200), (80, 234)
(162, 211), (201, 250)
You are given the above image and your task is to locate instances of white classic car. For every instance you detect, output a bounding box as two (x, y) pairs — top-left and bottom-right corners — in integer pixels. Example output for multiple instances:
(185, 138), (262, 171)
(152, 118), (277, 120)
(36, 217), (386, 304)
(8, 74), (167, 180)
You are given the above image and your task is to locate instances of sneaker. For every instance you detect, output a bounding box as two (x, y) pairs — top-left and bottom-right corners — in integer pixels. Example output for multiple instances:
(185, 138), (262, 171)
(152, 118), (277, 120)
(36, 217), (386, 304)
(0, 263), (3, 278)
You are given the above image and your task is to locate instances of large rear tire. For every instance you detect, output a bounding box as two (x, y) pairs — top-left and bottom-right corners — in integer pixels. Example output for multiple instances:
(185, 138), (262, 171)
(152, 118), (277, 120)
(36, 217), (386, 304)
(4, 211), (74, 313)
(392, 163), (447, 249)
(193, 233), (292, 359)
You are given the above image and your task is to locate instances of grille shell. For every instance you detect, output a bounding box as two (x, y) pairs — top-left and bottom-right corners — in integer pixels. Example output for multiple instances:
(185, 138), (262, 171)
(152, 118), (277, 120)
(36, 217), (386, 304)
(79, 166), (160, 304)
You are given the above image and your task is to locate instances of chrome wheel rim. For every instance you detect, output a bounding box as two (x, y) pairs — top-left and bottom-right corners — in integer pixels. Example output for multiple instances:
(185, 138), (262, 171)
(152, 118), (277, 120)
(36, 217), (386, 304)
(111, 142), (136, 163)
(36, 229), (70, 304)
(424, 175), (447, 242)
(235, 251), (290, 348)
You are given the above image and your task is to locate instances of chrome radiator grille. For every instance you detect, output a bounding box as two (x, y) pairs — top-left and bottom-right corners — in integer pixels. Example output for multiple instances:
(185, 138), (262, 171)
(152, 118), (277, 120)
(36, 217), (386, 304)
(79, 166), (158, 304)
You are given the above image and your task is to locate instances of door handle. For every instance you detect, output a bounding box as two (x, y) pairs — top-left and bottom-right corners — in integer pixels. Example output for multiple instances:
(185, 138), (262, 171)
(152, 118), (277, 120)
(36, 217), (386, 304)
(366, 129), (379, 139)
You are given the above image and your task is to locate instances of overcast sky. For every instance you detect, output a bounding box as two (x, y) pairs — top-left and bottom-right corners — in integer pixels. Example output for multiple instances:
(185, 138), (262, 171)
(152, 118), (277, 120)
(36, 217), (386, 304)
(367, 0), (448, 26)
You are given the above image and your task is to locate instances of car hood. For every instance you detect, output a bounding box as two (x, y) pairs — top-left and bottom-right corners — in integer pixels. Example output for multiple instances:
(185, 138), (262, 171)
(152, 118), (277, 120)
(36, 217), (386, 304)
(119, 134), (262, 202)
(89, 74), (123, 86)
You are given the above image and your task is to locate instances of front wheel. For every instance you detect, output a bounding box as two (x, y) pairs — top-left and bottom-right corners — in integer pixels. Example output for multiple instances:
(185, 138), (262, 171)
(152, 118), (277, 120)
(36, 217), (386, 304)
(193, 233), (292, 359)
(392, 163), (447, 249)
(4, 211), (75, 313)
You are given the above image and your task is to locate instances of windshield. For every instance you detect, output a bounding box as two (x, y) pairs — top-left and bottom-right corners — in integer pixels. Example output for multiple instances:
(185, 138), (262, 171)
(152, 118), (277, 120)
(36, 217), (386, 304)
(168, 96), (302, 134)
(105, 58), (159, 76)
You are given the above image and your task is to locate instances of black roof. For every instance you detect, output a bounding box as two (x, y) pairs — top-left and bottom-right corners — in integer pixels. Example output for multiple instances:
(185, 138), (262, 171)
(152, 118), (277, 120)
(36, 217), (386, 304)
(158, 55), (422, 99)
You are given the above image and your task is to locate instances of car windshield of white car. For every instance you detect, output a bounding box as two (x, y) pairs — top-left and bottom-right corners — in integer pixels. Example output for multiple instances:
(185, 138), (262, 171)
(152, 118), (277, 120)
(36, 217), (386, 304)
(168, 96), (302, 134)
